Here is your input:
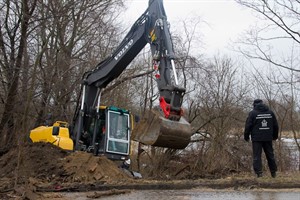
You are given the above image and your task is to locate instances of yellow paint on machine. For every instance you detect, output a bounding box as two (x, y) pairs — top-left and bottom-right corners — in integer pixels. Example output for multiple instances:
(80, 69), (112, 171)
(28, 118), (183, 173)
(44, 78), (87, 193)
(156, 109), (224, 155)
(150, 29), (157, 42)
(30, 121), (74, 151)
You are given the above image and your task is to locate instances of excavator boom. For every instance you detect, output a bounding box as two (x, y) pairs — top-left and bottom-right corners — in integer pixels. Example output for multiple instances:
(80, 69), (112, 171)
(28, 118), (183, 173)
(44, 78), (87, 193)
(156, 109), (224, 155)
(73, 0), (192, 150)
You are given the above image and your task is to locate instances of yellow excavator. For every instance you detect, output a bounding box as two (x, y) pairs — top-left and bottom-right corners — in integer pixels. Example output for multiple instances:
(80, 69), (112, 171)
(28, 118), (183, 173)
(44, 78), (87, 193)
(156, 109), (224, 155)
(30, 0), (192, 160)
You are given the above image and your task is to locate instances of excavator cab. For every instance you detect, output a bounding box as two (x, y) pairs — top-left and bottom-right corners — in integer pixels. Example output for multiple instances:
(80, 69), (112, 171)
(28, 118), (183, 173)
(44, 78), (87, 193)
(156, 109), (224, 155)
(78, 106), (131, 160)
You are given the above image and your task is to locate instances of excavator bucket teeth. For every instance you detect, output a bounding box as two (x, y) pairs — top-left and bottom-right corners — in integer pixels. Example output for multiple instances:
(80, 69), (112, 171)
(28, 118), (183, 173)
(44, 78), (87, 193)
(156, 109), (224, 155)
(132, 110), (192, 149)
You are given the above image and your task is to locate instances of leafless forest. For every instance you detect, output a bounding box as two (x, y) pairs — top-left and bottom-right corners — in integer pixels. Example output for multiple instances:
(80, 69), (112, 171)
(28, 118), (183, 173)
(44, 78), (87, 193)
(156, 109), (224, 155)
(0, 0), (299, 176)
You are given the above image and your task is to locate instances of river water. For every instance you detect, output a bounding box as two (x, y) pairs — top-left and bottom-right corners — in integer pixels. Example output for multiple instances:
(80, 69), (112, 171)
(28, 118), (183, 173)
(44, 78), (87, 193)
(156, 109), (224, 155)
(65, 189), (300, 200)
(282, 138), (300, 169)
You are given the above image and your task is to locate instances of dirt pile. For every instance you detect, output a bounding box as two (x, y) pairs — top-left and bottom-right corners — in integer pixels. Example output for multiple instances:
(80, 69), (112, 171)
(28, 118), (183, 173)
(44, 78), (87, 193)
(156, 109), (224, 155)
(62, 151), (132, 184)
(0, 142), (132, 192)
(0, 143), (67, 184)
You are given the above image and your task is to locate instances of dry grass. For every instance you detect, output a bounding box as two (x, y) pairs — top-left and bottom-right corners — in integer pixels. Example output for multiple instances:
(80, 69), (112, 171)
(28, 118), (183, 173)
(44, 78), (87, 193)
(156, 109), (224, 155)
(281, 131), (300, 139)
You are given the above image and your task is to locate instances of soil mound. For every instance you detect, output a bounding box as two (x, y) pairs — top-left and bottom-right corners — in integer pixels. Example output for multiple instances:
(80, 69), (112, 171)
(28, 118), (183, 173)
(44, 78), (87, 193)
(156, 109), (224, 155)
(0, 142), (131, 192)
(62, 151), (131, 184)
(0, 142), (67, 183)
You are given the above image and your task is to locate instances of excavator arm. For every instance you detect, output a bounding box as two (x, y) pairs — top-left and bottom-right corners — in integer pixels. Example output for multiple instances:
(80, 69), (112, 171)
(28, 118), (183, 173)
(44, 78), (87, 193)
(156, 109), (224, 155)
(73, 0), (192, 150)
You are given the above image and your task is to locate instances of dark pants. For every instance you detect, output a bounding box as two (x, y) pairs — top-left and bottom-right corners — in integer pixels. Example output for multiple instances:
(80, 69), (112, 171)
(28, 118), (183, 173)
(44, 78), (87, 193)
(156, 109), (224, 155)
(252, 141), (277, 174)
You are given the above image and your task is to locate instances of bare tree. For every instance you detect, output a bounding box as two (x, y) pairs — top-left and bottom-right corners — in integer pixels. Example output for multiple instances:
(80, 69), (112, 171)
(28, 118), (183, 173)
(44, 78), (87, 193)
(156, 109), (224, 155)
(234, 0), (300, 171)
(192, 56), (251, 174)
(236, 0), (300, 72)
(30, 0), (125, 126)
(271, 68), (300, 171)
(0, 0), (125, 152)
(0, 0), (37, 150)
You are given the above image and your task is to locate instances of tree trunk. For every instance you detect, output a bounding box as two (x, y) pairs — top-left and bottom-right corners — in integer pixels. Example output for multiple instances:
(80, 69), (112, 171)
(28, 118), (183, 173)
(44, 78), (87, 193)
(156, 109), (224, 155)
(0, 0), (37, 151)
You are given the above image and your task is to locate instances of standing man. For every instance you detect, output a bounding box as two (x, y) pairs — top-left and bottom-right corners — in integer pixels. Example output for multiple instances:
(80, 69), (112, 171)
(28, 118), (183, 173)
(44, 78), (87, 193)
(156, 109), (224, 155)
(244, 99), (279, 178)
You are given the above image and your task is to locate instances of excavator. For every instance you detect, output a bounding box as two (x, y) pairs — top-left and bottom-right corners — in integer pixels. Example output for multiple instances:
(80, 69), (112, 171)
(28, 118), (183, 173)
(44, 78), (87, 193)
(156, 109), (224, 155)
(30, 0), (192, 161)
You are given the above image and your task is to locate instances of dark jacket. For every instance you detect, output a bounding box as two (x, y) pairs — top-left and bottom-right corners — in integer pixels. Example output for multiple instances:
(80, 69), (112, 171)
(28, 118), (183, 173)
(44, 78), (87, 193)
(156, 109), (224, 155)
(244, 103), (279, 141)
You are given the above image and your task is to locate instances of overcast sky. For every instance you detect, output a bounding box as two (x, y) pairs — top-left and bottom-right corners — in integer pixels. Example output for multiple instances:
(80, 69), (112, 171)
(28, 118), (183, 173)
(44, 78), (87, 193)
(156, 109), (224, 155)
(123, 0), (258, 56)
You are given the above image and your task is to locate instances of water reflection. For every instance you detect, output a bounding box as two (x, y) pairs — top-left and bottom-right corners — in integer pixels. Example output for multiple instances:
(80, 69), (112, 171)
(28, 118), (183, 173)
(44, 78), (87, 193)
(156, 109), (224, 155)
(66, 189), (300, 200)
(281, 138), (300, 169)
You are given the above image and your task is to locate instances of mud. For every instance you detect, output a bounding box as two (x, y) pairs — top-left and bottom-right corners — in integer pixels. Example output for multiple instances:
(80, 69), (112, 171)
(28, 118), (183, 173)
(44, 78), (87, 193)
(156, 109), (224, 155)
(0, 142), (132, 199)
(64, 189), (300, 200)
(0, 142), (300, 200)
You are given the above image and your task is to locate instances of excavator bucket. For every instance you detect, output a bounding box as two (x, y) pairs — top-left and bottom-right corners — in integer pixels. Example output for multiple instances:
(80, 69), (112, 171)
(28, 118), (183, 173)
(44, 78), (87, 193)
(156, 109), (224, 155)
(132, 110), (192, 149)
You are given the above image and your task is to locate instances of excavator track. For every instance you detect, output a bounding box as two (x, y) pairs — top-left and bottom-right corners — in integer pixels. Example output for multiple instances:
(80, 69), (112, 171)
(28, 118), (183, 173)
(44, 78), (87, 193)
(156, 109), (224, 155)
(132, 110), (192, 149)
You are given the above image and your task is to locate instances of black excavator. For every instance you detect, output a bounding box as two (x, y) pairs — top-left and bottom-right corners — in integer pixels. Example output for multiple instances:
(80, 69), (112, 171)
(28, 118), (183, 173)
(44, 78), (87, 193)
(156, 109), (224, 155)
(30, 0), (192, 161)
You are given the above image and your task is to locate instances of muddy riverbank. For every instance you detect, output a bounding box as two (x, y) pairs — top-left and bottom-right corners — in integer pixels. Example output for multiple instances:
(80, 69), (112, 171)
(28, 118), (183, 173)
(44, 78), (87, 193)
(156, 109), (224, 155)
(1, 142), (300, 199)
